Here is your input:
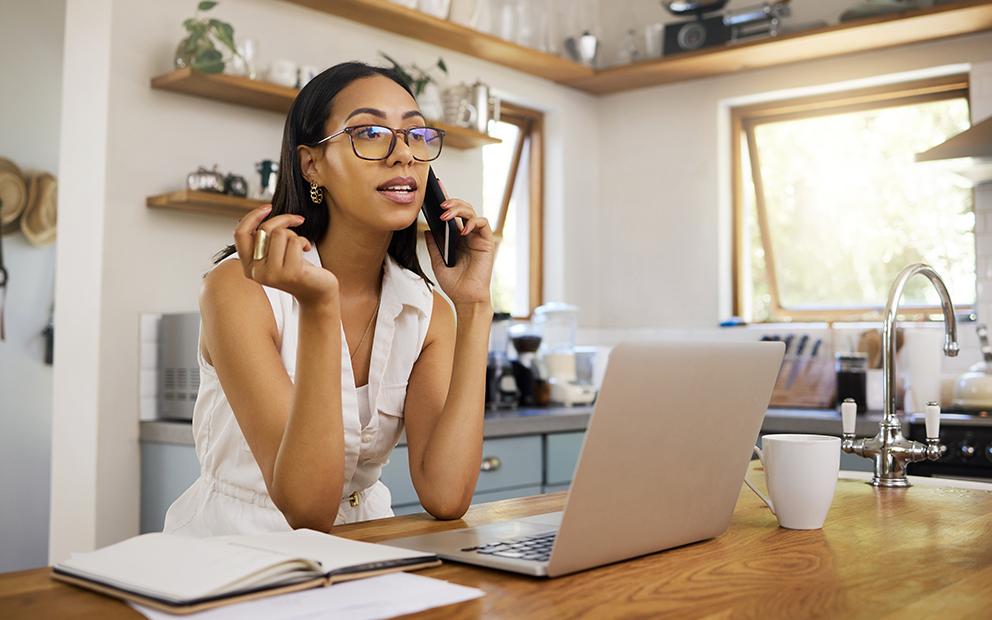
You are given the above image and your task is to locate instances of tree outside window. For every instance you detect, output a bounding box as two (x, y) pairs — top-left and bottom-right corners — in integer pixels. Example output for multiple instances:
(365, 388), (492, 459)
(734, 76), (974, 322)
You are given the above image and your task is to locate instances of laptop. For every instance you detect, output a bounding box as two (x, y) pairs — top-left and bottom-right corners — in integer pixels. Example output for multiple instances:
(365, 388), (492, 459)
(381, 339), (786, 578)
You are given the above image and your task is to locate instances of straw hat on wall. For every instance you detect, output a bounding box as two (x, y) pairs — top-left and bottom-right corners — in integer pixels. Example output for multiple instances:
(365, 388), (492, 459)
(0, 157), (27, 236)
(21, 171), (57, 247)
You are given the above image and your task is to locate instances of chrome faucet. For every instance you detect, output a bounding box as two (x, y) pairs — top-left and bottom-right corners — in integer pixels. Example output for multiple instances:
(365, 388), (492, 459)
(841, 263), (958, 487)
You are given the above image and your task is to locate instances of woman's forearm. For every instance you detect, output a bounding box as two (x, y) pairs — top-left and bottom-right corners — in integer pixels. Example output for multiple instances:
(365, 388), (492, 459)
(270, 300), (346, 530)
(417, 301), (492, 517)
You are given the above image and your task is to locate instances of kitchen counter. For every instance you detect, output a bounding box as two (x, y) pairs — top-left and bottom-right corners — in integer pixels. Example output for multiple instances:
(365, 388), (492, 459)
(6, 460), (992, 619)
(139, 406), (891, 447)
(140, 405), (595, 446)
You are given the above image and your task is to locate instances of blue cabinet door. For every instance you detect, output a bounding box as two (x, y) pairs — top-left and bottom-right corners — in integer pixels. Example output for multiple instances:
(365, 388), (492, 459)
(380, 435), (543, 513)
(140, 442), (200, 533)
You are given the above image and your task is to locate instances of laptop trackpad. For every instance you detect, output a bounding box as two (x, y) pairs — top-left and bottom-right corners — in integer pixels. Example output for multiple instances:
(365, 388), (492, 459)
(516, 511), (563, 527)
(452, 516), (560, 547)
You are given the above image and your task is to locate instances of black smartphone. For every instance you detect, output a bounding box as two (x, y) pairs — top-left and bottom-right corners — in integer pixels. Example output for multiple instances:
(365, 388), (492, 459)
(421, 167), (458, 268)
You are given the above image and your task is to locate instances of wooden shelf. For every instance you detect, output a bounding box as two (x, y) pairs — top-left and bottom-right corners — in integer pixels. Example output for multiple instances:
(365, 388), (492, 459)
(150, 68), (500, 149)
(146, 190), (268, 218)
(566, 0), (992, 94)
(429, 121), (500, 148)
(282, 0), (992, 94)
(282, 0), (594, 84)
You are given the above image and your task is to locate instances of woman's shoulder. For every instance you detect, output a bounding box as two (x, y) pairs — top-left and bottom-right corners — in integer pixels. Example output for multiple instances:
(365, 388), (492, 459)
(200, 256), (278, 320)
(383, 254), (434, 315)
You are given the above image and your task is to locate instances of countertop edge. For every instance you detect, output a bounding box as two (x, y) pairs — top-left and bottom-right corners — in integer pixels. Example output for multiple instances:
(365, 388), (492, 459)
(141, 406), (595, 446)
(141, 407), (919, 447)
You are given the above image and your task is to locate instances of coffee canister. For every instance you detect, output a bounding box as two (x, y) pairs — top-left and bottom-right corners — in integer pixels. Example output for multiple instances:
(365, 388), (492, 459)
(835, 352), (868, 413)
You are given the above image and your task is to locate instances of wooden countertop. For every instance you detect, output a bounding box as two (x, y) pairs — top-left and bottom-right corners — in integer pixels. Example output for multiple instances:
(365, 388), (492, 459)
(4, 461), (991, 619)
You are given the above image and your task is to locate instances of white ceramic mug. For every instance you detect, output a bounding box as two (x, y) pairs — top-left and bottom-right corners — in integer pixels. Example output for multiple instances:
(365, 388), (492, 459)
(267, 59), (299, 88)
(744, 434), (840, 530)
(298, 65), (319, 87)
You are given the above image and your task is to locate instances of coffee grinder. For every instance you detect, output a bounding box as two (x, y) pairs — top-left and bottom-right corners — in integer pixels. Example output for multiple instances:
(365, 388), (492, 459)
(510, 321), (546, 406)
(486, 312), (520, 409)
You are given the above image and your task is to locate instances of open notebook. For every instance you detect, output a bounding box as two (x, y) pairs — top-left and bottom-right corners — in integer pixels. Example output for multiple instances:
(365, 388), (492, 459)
(382, 339), (785, 577)
(52, 529), (439, 614)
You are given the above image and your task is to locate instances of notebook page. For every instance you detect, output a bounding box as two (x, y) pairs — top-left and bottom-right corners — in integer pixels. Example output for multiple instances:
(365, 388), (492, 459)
(57, 533), (319, 603)
(216, 529), (435, 575)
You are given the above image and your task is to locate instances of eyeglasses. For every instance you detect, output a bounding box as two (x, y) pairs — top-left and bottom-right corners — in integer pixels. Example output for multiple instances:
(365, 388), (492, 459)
(315, 124), (445, 162)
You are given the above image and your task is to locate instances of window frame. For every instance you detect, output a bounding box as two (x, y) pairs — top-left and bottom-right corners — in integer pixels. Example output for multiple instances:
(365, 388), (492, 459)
(489, 101), (544, 317)
(731, 74), (972, 322)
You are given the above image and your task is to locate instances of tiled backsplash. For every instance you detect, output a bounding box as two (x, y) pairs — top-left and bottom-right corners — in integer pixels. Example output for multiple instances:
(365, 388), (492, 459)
(139, 313), (162, 421)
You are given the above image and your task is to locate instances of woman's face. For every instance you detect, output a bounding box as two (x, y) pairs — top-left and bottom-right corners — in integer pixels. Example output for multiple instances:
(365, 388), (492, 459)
(305, 75), (429, 233)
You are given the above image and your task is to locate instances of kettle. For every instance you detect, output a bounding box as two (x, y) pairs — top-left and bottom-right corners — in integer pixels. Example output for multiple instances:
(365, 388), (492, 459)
(953, 323), (992, 410)
(187, 165), (225, 193)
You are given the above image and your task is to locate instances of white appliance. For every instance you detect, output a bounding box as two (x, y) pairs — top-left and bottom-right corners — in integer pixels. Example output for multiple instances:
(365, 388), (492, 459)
(158, 312), (201, 421)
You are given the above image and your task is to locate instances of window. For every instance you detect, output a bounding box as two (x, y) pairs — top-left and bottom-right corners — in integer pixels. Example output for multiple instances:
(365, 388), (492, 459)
(482, 102), (544, 318)
(733, 75), (974, 322)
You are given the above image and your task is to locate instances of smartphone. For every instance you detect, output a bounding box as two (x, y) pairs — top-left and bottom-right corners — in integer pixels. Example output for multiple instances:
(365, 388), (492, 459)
(421, 167), (459, 268)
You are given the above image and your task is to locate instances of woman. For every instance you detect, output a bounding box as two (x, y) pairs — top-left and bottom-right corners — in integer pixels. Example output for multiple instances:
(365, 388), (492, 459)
(164, 62), (495, 536)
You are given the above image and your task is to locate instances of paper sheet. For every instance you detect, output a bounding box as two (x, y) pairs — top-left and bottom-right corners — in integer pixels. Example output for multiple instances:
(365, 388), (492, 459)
(129, 572), (484, 620)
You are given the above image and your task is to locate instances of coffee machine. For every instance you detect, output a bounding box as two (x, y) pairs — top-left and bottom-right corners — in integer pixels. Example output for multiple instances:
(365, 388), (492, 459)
(486, 312), (520, 409)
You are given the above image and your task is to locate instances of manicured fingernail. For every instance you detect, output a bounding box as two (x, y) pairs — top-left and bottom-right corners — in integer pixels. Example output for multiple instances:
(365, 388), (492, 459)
(261, 205), (272, 212)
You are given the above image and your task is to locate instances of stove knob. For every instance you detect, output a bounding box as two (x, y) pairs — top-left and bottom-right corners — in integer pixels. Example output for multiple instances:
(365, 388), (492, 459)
(986, 445), (992, 464)
(959, 441), (976, 459)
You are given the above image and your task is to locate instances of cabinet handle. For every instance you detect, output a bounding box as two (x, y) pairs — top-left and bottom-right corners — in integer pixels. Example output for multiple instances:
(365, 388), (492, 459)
(480, 456), (501, 472)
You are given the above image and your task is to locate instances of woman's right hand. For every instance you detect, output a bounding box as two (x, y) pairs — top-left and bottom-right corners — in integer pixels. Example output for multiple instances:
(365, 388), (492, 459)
(234, 205), (339, 306)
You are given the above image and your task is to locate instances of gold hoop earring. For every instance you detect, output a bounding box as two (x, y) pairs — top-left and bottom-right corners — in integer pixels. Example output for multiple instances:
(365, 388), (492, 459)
(310, 181), (323, 204)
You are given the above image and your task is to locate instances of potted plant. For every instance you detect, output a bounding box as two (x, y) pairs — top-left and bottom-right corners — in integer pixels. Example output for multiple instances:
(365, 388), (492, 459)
(379, 52), (448, 121)
(175, 1), (241, 74)
(379, 51), (448, 96)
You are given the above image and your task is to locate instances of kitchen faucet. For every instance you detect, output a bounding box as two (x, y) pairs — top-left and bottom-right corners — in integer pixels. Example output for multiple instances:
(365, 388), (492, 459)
(841, 263), (958, 487)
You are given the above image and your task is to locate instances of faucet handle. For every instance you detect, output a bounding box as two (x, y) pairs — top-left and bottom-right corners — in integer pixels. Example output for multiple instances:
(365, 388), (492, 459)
(841, 398), (857, 435)
(925, 401), (941, 440)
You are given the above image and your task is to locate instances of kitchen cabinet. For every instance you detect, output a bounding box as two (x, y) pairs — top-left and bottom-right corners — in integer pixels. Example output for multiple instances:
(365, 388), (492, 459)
(282, 0), (992, 94)
(139, 441), (200, 534)
(543, 431), (585, 494)
(147, 68), (500, 218)
(381, 436), (545, 516)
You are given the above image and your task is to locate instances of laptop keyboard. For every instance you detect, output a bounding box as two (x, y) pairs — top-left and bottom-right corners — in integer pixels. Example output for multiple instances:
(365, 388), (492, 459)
(463, 531), (557, 562)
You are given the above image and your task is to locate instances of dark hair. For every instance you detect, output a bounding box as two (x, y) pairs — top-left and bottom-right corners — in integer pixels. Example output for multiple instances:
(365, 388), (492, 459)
(214, 61), (430, 284)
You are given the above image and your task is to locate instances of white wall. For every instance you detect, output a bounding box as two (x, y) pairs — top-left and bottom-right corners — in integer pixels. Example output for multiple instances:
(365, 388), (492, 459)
(0, 0), (65, 573)
(592, 32), (992, 329)
(48, 0), (599, 563)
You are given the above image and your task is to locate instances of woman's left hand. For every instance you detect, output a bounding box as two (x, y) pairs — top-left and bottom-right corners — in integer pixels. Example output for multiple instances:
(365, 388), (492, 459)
(425, 195), (495, 308)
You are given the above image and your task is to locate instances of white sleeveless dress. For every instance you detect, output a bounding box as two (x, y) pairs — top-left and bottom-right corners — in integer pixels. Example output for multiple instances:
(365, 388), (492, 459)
(163, 249), (434, 536)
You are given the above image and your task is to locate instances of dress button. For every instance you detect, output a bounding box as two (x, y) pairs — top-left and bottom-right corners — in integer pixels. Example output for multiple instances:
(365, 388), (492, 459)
(361, 434), (372, 444)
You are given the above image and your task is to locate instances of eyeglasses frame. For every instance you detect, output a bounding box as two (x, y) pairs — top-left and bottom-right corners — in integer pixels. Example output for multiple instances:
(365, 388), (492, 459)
(314, 124), (445, 162)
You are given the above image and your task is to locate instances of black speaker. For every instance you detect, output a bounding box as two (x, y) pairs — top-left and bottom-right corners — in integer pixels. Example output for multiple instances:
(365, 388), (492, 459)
(663, 16), (730, 55)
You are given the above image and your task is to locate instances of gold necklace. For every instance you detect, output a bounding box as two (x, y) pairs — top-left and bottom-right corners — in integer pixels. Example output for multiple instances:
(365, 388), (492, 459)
(350, 286), (382, 362)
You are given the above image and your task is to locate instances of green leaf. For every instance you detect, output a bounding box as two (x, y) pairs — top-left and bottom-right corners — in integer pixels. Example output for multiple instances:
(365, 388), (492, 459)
(209, 20), (238, 55)
(379, 51), (402, 70)
(192, 47), (224, 73)
(436, 58), (447, 74)
(186, 21), (207, 41)
(198, 1), (218, 11)
(196, 47), (223, 62)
